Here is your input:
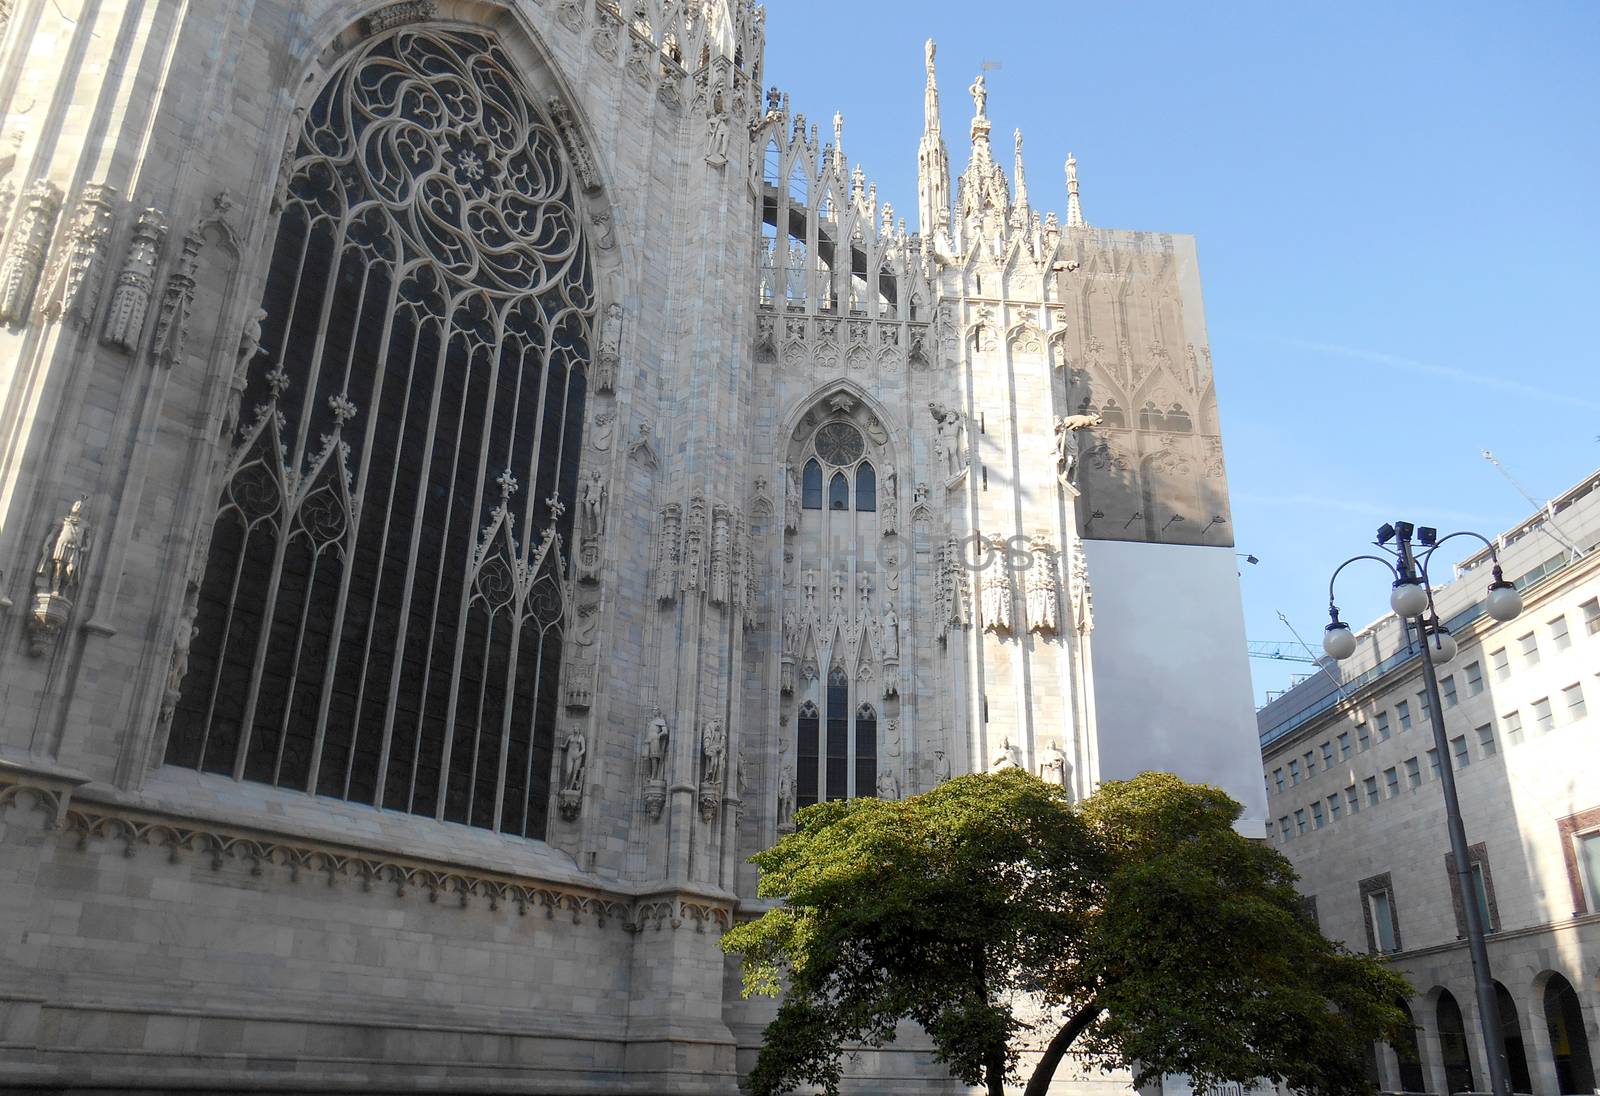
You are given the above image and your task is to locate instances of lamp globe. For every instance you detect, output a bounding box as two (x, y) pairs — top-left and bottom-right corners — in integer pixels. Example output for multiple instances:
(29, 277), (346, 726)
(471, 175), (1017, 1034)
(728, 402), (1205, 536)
(1323, 622), (1358, 660)
(1390, 578), (1429, 618)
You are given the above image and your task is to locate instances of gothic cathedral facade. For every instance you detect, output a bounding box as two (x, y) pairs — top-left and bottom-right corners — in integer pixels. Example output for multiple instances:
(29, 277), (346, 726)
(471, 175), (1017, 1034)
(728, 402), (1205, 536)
(0, 1), (1264, 1090)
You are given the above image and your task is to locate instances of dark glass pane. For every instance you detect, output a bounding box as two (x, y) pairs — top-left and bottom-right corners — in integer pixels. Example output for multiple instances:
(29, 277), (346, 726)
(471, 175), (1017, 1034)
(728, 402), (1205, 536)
(802, 459), (822, 509)
(828, 472), (848, 512)
(855, 463), (876, 512)
(826, 668), (849, 800)
(797, 702), (819, 809)
(855, 703), (877, 797)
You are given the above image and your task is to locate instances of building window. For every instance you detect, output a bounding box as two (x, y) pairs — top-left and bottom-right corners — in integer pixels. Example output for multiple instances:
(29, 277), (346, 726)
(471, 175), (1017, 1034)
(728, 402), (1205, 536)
(1426, 748), (1441, 780)
(1273, 767), (1284, 793)
(1559, 812), (1600, 914)
(854, 703), (878, 796)
(1337, 731), (1352, 759)
(854, 463), (877, 512)
(1289, 759), (1302, 785)
(1303, 749), (1315, 773)
(1418, 690), (1432, 723)
(1384, 767), (1401, 798)
(1533, 696), (1554, 734)
(1396, 700), (1412, 731)
(825, 667), (850, 799)
(1328, 793), (1342, 822)
(1404, 757), (1422, 790)
(1464, 660), (1484, 695)
(1312, 801), (1326, 829)
(828, 470), (850, 511)
(1446, 843), (1499, 935)
(1491, 646), (1510, 681)
(1360, 872), (1401, 953)
(1519, 631), (1539, 666)
(801, 459), (823, 508)
(1451, 735), (1471, 769)
(164, 29), (595, 838)
(1582, 597), (1600, 636)
(1365, 775), (1381, 805)
(1441, 675), (1458, 709)
(1279, 816), (1292, 842)
(1345, 785), (1360, 815)
(1550, 614), (1571, 652)
(1321, 741), (1335, 768)
(1504, 710), (1524, 746)
(796, 701), (820, 807)
(1476, 723), (1496, 757)
(1295, 808), (1308, 834)
(1564, 682), (1586, 721)
(1357, 722), (1371, 751)
(1375, 712), (1391, 741)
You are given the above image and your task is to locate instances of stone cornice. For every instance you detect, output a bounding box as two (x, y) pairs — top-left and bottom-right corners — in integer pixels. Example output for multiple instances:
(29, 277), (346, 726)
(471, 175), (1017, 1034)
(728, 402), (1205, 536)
(0, 772), (733, 934)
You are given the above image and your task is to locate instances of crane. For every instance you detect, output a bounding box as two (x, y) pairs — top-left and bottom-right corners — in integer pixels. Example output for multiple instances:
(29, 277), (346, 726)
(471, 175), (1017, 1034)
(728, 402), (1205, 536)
(1247, 640), (1320, 665)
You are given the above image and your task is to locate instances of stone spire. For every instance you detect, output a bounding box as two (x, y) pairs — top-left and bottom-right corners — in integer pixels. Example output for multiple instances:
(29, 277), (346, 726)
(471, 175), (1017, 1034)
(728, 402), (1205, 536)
(953, 69), (1009, 254)
(916, 38), (951, 242)
(1065, 151), (1086, 228)
(1011, 128), (1031, 228)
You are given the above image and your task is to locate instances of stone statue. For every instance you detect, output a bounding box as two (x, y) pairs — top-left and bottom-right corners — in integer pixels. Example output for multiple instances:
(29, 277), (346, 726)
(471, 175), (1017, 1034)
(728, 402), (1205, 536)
(1038, 742), (1068, 786)
(980, 536), (1013, 634)
(580, 469), (606, 538)
(705, 87), (731, 168)
(925, 38), (936, 79)
(969, 73), (987, 118)
(1053, 412), (1101, 485)
(990, 737), (1021, 772)
(701, 718), (726, 786)
(784, 463), (801, 531)
(876, 769), (899, 800)
(881, 602), (899, 661)
(561, 727), (587, 792)
(1026, 536), (1060, 637)
(777, 763), (796, 829)
(933, 747), (952, 783)
(597, 302), (622, 390)
(644, 709), (669, 782)
(928, 402), (965, 479)
(38, 498), (88, 598)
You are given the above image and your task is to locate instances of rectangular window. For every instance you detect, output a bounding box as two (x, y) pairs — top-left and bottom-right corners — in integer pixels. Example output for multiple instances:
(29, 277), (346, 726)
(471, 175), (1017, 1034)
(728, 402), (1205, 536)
(1565, 682), (1586, 721)
(1384, 767), (1400, 798)
(1550, 614), (1571, 652)
(1491, 647), (1510, 681)
(1289, 759), (1302, 785)
(1369, 888), (1398, 952)
(1441, 675), (1458, 709)
(1304, 750), (1315, 773)
(1533, 696), (1554, 733)
(1295, 808), (1308, 834)
(1578, 831), (1600, 910)
(1328, 793), (1342, 821)
(1365, 775), (1381, 805)
(1582, 597), (1600, 637)
(1357, 721), (1372, 751)
(1396, 700), (1412, 731)
(1404, 757), (1422, 790)
(1476, 723), (1496, 757)
(1418, 690), (1432, 723)
(1375, 712), (1391, 741)
(1504, 711), (1524, 746)
(1451, 735), (1470, 769)
(1345, 785), (1360, 815)
(1312, 801), (1325, 829)
(1338, 731), (1352, 759)
(1519, 631), (1539, 666)
(1464, 660), (1484, 696)
(1273, 767), (1284, 793)
(1427, 748), (1441, 780)
(1321, 741), (1334, 768)
(1279, 816), (1292, 842)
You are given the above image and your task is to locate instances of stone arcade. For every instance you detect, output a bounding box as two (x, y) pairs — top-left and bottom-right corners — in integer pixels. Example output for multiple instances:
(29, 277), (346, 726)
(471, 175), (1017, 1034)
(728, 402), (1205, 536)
(0, 1), (1263, 1091)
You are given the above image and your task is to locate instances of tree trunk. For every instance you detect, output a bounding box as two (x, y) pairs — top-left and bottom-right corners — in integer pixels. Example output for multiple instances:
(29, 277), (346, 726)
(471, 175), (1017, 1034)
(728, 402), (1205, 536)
(986, 1039), (1008, 1096)
(1022, 1001), (1104, 1096)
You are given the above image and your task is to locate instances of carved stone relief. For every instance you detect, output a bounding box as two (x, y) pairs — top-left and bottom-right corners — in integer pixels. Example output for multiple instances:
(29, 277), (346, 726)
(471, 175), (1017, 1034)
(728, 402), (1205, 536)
(101, 209), (166, 353)
(41, 183), (117, 333)
(557, 727), (587, 820)
(654, 502), (681, 603)
(0, 180), (62, 325)
(980, 535), (1013, 635)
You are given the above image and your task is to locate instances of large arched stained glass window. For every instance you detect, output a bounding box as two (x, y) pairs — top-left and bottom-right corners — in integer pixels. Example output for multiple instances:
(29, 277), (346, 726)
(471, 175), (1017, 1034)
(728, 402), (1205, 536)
(165, 28), (593, 841)
(796, 700), (819, 808)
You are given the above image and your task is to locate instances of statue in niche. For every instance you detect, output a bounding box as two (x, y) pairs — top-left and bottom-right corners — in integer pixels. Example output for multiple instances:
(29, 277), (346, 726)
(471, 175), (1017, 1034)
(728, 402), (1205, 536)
(37, 498), (88, 598)
(580, 469), (607, 538)
(1038, 741), (1068, 787)
(784, 463), (801, 532)
(701, 718), (726, 787)
(561, 727), (588, 792)
(876, 769), (899, 800)
(777, 764), (796, 832)
(881, 602), (900, 661)
(884, 718), (901, 757)
(989, 737), (1021, 772)
(705, 84), (731, 167)
(933, 747), (952, 783)
(1053, 412), (1102, 485)
(782, 603), (802, 652)
(643, 709), (670, 783)
(597, 302), (623, 391)
(928, 402), (966, 480)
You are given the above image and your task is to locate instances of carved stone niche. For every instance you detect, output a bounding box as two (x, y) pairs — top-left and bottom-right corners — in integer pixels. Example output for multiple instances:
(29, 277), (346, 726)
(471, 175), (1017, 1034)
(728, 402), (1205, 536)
(29, 498), (89, 657)
(564, 658), (596, 710)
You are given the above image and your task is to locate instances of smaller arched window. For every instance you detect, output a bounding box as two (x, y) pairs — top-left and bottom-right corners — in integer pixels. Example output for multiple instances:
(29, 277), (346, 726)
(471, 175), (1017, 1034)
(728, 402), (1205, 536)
(797, 700), (820, 808)
(1138, 401), (1161, 432)
(802, 459), (823, 509)
(855, 702), (878, 798)
(828, 472), (849, 511)
(1165, 403), (1193, 432)
(855, 463), (876, 511)
(1100, 399), (1126, 428)
(826, 667), (849, 800)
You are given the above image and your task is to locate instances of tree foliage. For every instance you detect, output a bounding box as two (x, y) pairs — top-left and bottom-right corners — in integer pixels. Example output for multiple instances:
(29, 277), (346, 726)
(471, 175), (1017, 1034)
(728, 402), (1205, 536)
(723, 770), (1412, 1096)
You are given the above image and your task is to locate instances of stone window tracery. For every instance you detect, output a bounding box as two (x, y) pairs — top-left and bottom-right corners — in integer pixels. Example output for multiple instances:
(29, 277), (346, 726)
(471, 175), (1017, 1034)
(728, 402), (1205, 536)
(166, 28), (593, 841)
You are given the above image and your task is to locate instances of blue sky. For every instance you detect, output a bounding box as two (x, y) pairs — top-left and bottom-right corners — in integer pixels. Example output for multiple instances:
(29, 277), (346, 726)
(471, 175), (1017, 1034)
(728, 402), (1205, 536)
(761, 2), (1600, 704)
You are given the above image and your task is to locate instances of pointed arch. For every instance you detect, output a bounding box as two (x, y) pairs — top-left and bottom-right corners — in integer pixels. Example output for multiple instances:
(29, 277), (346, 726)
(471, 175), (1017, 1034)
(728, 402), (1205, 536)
(796, 699), (820, 808)
(828, 471), (849, 511)
(802, 458), (823, 509)
(855, 462), (876, 511)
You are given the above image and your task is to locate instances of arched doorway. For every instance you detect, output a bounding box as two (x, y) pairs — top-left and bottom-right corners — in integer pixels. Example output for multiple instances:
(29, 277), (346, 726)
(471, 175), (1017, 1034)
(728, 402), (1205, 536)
(1494, 981), (1533, 1093)
(1393, 1000), (1428, 1093)
(1437, 989), (1477, 1094)
(1543, 973), (1596, 1094)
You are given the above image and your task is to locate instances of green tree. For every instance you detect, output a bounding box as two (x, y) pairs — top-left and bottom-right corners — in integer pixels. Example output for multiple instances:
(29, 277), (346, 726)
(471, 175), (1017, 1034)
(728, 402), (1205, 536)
(723, 770), (1412, 1096)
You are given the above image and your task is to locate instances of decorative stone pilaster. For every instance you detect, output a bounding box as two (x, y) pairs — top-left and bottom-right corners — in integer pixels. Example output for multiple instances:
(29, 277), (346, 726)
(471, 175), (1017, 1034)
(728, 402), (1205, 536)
(0, 180), (63, 325)
(41, 183), (117, 333)
(101, 209), (166, 352)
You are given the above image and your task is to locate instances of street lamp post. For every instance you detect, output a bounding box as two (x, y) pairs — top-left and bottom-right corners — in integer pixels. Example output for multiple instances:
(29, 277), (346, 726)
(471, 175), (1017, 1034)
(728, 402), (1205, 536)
(1320, 521), (1523, 1096)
